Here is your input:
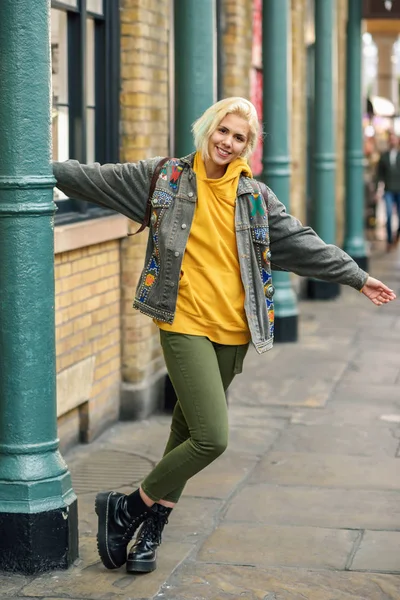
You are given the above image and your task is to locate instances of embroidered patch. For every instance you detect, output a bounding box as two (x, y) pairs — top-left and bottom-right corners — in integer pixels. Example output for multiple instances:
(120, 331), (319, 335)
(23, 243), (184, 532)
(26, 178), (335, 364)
(170, 164), (184, 191)
(153, 230), (159, 257)
(250, 192), (266, 217)
(139, 255), (159, 301)
(262, 267), (272, 291)
(159, 163), (168, 179)
(253, 226), (269, 243)
(152, 189), (173, 207)
(266, 298), (275, 335)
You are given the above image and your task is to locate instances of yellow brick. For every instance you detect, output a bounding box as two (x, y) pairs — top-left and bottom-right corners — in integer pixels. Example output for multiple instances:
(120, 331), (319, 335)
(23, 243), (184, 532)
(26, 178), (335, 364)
(91, 372), (119, 400)
(72, 313), (92, 333)
(96, 344), (120, 368)
(58, 263), (72, 277)
(92, 335), (112, 354)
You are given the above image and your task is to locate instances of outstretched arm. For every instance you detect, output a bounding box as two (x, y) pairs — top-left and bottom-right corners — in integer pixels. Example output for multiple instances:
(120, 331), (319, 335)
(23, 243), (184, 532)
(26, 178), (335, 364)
(261, 183), (396, 305)
(53, 157), (162, 224)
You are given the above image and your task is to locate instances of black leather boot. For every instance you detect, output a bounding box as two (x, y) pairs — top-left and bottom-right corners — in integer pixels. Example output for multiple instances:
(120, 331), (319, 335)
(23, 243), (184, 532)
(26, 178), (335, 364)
(126, 504), (172, 573)
(95, 490), (152, 569)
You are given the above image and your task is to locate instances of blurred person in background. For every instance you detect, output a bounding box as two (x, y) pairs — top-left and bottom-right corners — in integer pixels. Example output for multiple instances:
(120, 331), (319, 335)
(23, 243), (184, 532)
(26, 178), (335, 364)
(376, 131), (400, 250)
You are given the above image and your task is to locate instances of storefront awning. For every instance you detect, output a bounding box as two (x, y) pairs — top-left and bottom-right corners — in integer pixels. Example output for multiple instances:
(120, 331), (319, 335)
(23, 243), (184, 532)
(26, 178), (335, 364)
(367, 95), (396, 117)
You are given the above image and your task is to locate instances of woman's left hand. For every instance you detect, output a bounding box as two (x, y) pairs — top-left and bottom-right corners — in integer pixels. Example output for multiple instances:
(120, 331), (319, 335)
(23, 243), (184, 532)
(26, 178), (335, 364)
(361, 276), (397, 306)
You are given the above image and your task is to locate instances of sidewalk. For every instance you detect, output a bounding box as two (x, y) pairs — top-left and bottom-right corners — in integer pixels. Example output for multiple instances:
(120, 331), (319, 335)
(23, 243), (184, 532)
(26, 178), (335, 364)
(2, 242), (400, 600)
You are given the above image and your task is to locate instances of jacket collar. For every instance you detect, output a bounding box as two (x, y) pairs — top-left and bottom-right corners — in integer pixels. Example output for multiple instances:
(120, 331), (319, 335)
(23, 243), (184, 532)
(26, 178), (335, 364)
(180, 152), (196, 167)
(179, 152), (255, 196)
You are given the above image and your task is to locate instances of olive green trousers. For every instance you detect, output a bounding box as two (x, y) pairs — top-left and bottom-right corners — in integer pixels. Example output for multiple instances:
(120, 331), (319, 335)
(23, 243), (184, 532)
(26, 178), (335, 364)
(141, 331), (249, 503)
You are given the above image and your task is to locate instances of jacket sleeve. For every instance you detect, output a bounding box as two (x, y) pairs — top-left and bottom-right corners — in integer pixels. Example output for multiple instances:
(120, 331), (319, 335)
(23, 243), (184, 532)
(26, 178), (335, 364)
(52, 157), (162, 224)
(261, 184), (369, 291)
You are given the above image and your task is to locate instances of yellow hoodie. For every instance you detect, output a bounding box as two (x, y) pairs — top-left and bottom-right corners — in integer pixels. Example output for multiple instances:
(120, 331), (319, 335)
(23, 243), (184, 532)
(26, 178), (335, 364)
(156, 152), (252, 344)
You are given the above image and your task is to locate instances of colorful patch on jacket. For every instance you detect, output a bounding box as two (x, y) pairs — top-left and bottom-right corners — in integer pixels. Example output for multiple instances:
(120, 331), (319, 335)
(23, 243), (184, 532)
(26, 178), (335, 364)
(262, 267), (272, 290)
(139, 255), (159, 301)
(250, 192), (266, 217)
(266, 298), (274, 335)
(152, 189), (173, 207)
(152, 211), (160, 257)
(169, 163), (184, 191)
(253, 226), (269, 243)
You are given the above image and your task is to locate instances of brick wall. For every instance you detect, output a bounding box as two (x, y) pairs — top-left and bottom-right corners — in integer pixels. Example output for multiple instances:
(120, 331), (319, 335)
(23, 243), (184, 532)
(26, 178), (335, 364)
(221, 0), (253, 98)
(55, 241), (121, 450)
(119, 0), (170, 418)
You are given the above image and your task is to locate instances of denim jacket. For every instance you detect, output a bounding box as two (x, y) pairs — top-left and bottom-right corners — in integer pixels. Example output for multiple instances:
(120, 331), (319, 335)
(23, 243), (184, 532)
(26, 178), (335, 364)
(53, 153), (368, 354)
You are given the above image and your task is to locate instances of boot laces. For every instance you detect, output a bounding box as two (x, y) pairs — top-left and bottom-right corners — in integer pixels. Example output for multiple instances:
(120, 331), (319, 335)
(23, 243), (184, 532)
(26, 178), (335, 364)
(122, 511), (148, 541)
(139, 512), (169, 545)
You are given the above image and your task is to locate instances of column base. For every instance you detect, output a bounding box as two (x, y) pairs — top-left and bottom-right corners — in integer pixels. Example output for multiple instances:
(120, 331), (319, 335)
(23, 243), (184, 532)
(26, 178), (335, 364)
(307, 279), (341, 300)
(0, 499), (78, 575)
(274, 315), (298, 343)
(351, 255), (368, 272)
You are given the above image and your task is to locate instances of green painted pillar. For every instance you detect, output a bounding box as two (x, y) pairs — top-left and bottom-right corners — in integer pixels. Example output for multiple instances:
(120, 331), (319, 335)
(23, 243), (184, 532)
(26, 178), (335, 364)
(307, 0), (340, 300)
(262, 0), (298, 342)
(0, 0), (78, 573)
(343, 0), (368, 270)
(174, 0), (216, 156)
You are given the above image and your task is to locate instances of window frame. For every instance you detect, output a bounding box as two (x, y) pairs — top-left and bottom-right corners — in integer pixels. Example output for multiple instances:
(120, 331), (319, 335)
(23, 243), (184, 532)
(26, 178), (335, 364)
(52, 0), (120, 225)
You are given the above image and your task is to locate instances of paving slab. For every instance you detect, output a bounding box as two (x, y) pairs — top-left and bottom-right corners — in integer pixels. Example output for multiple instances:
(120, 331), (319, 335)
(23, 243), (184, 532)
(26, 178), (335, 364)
(100, 417), (172, 462)
(271, 422), (399, 456)
(353, 349), (400, 367)
(198, 522), (358, 570)
(249, 452), (400, 490)
(356, 328), (400, 342)
(330, 382), (400, 404)
(0, 574), (28, 598)
(340, 362), (400, 385)
(225, 485), (400, 530)
(284, 334), (357, 361)
(225, 426), (282, 457)
(350, 531), (400, 573)
(162, 497), (222, 543)
(159, 563), (400, 600)
(290, 401), (400, 426)
(228, 405), (294, 426)
(230, 376), (336, 408)
(182, 453), (256, 499)
(21, 541), (193, 600)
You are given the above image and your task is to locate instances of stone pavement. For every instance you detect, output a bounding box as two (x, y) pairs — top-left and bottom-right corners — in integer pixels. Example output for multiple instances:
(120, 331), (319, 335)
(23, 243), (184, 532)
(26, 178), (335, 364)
(2, 242), (400, 600)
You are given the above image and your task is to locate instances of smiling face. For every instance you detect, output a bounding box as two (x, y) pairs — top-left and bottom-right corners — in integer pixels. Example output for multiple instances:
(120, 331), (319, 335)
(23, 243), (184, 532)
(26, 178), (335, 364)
(205, 113), (250, 178)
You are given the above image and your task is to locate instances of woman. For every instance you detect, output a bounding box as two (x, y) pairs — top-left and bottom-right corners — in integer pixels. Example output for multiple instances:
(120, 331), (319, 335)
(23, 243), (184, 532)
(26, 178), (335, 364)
(53, 97), (396, 575)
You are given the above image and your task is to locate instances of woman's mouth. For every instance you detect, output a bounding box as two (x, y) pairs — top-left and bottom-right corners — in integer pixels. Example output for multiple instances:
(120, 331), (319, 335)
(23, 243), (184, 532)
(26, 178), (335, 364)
(216, 146), (231, 159)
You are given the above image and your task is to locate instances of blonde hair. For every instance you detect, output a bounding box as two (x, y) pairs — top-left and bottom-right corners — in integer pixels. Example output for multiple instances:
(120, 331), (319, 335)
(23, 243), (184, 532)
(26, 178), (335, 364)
(192, 97), (261, 161)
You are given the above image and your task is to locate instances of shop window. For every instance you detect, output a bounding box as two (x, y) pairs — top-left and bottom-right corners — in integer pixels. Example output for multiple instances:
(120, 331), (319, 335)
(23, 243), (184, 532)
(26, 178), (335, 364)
(51, 0), (120, 224)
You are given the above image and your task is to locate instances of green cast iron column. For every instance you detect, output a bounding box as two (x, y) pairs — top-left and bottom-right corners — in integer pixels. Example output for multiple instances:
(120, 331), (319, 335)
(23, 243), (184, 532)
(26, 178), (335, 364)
(174, 0), (216, 155)
(307, 0), (340, 300)
(262, 0), (298, 342)
(0, 0), (78, 573)
(343, 0), (368, 270)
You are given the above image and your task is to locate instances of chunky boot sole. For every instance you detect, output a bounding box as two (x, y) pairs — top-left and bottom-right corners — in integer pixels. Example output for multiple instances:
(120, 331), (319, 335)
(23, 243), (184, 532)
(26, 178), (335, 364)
(126, 556), (157, 573)
(95, 491), (122, 570)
